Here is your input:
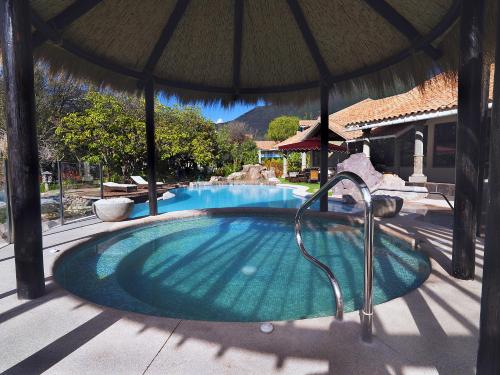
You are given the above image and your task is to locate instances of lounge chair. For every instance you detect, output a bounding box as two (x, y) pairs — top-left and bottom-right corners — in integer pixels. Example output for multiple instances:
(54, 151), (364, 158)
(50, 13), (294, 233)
(308, 169), (319, 183)
(130, 176), (165, 189)
(103, 182), (137, 192)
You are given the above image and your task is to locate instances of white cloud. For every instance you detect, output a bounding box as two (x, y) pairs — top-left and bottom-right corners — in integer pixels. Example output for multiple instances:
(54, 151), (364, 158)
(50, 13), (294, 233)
(216, 118), (224, 124)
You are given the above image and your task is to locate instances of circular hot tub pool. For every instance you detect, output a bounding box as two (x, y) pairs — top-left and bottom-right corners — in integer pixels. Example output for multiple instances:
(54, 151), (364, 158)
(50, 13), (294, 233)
(54, 214), (430, 322)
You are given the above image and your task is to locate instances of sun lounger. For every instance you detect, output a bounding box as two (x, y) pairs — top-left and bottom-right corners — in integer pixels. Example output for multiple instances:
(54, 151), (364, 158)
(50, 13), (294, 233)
(308, 169), (319, 183)
(103, 182), (137, 192)
(131, 176), (165, 189)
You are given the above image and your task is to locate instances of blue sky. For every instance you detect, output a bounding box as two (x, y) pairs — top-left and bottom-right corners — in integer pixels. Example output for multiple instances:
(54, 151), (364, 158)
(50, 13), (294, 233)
(159, 94), (263, 124)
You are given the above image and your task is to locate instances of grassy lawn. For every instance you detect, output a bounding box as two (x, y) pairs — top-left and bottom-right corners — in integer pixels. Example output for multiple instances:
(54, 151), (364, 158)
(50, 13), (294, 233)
(278, 177), (320, 193)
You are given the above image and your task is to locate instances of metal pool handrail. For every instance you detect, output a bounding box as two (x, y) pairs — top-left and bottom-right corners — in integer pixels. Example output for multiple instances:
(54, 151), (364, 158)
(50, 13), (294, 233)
(294, 171), (374, 342)
(371, 188), (454, 211)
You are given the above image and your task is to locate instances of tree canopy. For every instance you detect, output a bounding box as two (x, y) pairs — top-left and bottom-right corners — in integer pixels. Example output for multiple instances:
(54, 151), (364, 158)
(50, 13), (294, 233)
(265, 115), (300, 142)
(0, 65), (258, 181)
(57, 91), (255, 180)
(56, 91), (146, 178)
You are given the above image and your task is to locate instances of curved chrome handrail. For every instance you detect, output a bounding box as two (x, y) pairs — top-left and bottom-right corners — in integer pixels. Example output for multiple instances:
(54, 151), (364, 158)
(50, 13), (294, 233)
(294, 171), (374, 342)
(371, 188), (454, 211)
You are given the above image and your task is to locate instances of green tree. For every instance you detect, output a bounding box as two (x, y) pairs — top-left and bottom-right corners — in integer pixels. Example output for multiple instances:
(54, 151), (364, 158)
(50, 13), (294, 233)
(0, 64), (87, 163)
(56, 91), (146, 180)
(214, 122), (258, 175)
(155, 105), (217, 178)
(265, 115), (299, 142)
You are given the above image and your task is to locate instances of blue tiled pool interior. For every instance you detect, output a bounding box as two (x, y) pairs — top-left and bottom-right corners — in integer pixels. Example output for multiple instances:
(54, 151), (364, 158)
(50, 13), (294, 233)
(54, 215), (430, 322)
(129, 185), (359, 218)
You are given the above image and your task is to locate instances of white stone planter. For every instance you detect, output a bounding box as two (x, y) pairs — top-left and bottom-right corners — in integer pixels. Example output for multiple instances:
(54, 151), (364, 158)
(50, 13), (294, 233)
(92, 198), (134, 222)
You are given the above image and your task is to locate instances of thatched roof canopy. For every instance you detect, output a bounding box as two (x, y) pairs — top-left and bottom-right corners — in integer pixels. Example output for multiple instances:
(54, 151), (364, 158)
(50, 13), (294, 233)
(29, 0), (496, 105)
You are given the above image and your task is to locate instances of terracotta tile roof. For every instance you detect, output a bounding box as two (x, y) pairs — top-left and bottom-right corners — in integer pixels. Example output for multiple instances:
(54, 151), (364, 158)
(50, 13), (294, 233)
(340, 67), (494, 129)
(300, 66), (494, 140)
(255, 140), (278, 151)
(275, 125), (317, 147)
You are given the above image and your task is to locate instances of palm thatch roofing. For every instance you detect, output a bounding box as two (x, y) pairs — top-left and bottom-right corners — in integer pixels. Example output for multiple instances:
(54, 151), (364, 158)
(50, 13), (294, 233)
(29, 0), (497, 106)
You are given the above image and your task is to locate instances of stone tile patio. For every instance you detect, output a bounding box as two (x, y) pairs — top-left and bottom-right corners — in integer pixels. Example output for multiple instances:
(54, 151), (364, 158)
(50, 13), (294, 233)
(0, 204), (483, 374)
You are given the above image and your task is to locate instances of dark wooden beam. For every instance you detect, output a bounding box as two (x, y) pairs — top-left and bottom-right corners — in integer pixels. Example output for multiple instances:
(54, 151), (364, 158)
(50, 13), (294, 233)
(232, 0), (244, 95)
(143, 0), (190, 75)
(144, 79), (158, 216)
(477, 3), (500, 371)
(363, 0), (441, 60)
(32, 0), (102, 48)
(476, 64), (490, 237)
(452, 0), (484, 279)
(0, 0), (45, 299)
(286, 0), (331, 81)
(320, 85), (329, 212)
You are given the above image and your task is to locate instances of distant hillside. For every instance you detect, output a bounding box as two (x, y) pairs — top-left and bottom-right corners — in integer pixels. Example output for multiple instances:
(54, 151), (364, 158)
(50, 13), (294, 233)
(222, 95), (366, 140)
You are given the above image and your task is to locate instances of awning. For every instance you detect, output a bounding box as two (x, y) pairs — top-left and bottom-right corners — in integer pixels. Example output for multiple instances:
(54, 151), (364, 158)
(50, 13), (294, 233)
(278, 139), (347, 153)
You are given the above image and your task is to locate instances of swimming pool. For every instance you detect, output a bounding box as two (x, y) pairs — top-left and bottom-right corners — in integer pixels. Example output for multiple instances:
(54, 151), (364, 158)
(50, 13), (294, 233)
(129, 185), (358, 218)
(54, 214), (430, 322)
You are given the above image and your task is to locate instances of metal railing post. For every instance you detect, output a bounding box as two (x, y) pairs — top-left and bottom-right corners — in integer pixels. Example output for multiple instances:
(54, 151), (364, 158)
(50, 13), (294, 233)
(294, 171), (374, 342)
(58, 161), (64, 225)
(361, 202), (374, 342)
(371, 188), (454, 211)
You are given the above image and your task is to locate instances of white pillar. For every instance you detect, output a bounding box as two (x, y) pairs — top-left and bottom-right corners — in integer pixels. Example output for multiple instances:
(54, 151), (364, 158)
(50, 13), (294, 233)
(409, 125), (427, 183)
(362, 129), (371, 158)
(258, 150), (262, 164)
(301, 152), (307, 170)
(282, 155), (288, 177)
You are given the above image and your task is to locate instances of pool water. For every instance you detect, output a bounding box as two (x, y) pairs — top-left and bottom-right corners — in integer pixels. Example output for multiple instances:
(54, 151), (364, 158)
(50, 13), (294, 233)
(129, 185), (358, 218)
(54, 215), (430, 322)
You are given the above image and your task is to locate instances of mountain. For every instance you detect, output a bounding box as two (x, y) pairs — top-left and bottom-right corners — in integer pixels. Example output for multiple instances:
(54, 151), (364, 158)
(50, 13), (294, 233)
(222, 95), (366, 140)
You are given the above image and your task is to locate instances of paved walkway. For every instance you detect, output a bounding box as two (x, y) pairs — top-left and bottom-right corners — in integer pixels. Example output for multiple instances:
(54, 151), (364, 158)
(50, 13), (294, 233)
(0, 207), (483, 374)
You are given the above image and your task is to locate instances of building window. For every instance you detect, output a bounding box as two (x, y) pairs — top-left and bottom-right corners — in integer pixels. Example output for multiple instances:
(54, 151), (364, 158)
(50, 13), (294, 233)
(433, 122), (456, 168)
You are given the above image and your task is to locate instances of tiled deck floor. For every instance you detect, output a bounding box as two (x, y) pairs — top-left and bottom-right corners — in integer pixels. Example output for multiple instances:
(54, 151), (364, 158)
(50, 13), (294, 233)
(0, 204), (483, 375)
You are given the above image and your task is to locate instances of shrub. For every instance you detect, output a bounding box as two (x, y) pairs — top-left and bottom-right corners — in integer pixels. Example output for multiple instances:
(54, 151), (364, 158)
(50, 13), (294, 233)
(264, 158), (283, 177)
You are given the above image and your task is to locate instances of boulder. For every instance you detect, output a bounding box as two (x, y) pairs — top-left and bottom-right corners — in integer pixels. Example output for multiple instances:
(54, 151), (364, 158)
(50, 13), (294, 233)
(209, 176), (226, 182)
(372, 195), (403, 218)
(247, 166), (266, 181)
(227, 171), (246, 181)
(261, 167), (277, 180)
(333, 153), (426, 201)
(92, 198), (134, 222)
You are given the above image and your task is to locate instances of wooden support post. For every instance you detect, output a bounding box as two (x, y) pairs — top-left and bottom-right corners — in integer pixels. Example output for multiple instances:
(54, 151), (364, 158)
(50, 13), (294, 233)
(477, 5), (500, 371)
(0, 0), (44, 299)
(144, 79), (158, 216)
(476, 64), (490, 237)
(477, 2), (500, 375)
(451, 0), (484, 279)
(320, 85), (329, 212)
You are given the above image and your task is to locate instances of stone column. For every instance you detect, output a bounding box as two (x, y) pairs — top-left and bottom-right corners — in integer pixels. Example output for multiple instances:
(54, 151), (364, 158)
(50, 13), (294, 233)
(301, 152), (307, 170)
(282, 154), (288, 177)
(409, 125), (427, 183)
(362, 129), (371, 158)
(258, 150), (262, 164)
